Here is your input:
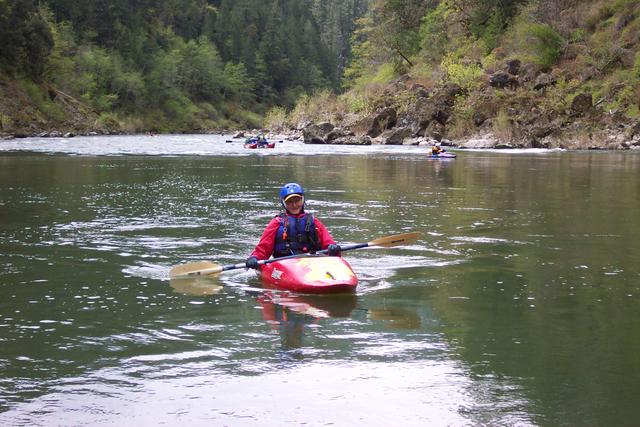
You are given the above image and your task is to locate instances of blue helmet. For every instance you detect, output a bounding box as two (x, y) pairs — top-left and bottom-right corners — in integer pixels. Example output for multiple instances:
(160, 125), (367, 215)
(279, 182), (305, 208)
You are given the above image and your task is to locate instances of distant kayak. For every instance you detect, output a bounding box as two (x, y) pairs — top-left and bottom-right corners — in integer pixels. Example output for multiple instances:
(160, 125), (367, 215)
(245, 142), (275, 149)
(427, 152), (456, 159)
(260, 255), (358, 294)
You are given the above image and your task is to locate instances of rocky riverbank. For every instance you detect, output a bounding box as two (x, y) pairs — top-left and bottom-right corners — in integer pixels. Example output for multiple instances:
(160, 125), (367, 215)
(3, 64), (640, 150)
(291, 60), (640, 151)
(0, 75), (114, 139)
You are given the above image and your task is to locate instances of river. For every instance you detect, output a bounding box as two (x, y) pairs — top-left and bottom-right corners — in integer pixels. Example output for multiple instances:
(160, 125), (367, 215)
(1, 135), (639, 426)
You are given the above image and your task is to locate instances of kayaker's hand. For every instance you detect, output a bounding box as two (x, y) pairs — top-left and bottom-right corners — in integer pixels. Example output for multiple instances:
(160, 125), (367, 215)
(327, 244), (341, 256)
(245, 256), (260, 269)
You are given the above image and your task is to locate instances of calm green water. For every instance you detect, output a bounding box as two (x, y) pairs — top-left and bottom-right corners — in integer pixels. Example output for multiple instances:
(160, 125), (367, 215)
(1, 136), (639, 426)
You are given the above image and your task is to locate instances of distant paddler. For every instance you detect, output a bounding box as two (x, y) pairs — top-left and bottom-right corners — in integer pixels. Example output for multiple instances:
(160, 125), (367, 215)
(431, 142), (445, 156)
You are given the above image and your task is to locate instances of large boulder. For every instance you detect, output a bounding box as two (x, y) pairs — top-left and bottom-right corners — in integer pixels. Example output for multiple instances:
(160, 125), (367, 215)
(489, 71), (518, 89)
(325, 127), (353, 142)
(367, 107), (397, 138)
(411, 83), (430, 98)
(520, 63), (542, 83)
(373, 126), (413, 145)
(302, 122), (335, 144)
(534, 73), (557, 90)
(304, 135), (327, 144)
(331, 135), (372, 145)
(503, 59), (521, 75)
(458, 134), (499, 149)
(392, 83), (462, 140)
(423, 121), (445, 141)
(570, 93), (593, 117)
(624, 121), (640, 140)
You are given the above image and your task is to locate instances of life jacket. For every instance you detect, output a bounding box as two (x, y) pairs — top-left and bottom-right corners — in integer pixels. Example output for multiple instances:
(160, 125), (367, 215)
(273, 212), (320, 257)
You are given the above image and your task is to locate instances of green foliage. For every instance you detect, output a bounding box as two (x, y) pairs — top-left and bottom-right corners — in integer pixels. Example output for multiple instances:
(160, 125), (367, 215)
(0, 112), (12, 130)
(342, 16), (377, 90)
(71, 46), (120, 111)
(0, 0), (54, 77)
(264, 106), (288, 131)
(111, 71), (145, 112)
(492, 108), (517, 142)
(583, 0), (636, 33)
(1, 0), (371, 131)
(345, 1), (432, 90)
(477, 10), (505, 53)
(20, 79), (65, 120)
(528, 24), (564, 67)
(539, 77), (581, 113)
(505, 21), (564, 68)
(440, 53), (484, 91)
(172, 37), (225, 102)
(370, 63), (397, 85)
(419, 3), (449, 64)
(379, 0), (426, 65)
(338, 91), (366, 114)
(569, 28), (587, 43)
(593, 69), (640, 117)
(45, 19), (78, 80)
(95, 112), (122, 131)
(481, 50), (500, 71)
(288, 89), (341, 124)
(234, 109), (264, 129)
(222, 62), (254, 105)
(448, 94), (476, 138)
(615, 85), (638, 116)
(468, 0), (527, 51)
(634, 53), (640, 79)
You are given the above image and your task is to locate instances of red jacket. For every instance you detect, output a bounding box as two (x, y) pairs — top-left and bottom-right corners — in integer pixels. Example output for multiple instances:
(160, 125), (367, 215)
(250, 212), (335, 260)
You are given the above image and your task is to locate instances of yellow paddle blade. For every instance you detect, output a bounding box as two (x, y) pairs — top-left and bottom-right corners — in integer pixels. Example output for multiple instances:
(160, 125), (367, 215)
(169, 261), (223, 279)
(368, 232), (421, 247)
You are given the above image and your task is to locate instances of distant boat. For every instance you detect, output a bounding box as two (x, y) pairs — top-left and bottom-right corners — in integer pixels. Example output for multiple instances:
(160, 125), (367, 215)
(244, 136), (275, 149)
(245, 141), (275, 149)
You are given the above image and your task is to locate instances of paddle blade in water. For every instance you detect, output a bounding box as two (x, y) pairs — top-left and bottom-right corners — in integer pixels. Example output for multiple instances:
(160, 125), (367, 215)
(368, 232), (421, 248)
(169, 261), (222, 279)
(170, 277), (223, 295)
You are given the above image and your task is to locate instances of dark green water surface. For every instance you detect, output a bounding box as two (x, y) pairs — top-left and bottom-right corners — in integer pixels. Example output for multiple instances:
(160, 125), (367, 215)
(0, 137), (639, 426)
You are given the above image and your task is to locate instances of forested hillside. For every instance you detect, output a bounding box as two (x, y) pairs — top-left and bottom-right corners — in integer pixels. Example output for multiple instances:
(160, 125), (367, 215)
(2, 0), (640, 148)
(281, 0), (640, 150)
(0, 0), (369, 136)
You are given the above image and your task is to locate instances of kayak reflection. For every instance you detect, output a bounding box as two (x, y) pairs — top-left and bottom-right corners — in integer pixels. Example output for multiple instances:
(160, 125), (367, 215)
(257, 291), (358, 350)
(169, 275), (358, 350)
(258, 291), (357, 319)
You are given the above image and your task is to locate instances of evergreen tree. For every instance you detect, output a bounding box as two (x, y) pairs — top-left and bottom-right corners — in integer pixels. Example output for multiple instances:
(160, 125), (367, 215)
(0, 0), (53, 77)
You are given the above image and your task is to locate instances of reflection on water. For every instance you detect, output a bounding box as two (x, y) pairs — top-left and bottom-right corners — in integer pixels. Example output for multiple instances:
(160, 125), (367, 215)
(368, 307), (422, 329)
(1, 136), (639, 425)
(169, 277), (224, 295)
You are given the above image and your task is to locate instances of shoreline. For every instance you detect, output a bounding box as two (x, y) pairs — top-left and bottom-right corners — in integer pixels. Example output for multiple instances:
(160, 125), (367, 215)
(2, 128), (640, 151)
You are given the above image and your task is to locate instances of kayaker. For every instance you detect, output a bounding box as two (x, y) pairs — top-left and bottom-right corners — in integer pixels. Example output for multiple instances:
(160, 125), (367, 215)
(257, 134), (268, 147)
(245, 183), (341, 269)
(431, 142), (445, 156)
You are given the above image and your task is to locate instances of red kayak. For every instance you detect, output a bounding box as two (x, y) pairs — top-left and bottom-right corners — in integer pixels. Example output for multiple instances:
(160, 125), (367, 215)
(260, 255), (358, 294)
(245, 142), (275, 149)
